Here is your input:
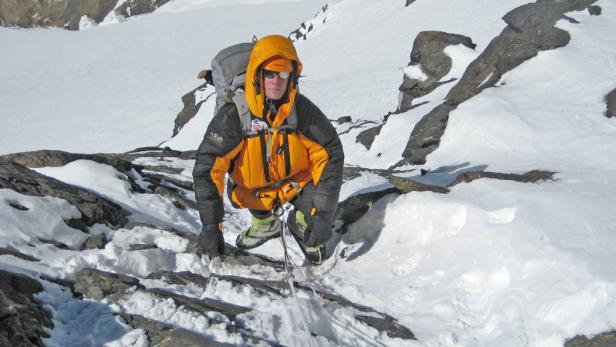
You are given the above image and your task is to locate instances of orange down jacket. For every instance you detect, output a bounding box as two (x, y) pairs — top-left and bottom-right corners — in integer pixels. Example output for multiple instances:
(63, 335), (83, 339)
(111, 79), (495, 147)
(193, 35), (344, 227)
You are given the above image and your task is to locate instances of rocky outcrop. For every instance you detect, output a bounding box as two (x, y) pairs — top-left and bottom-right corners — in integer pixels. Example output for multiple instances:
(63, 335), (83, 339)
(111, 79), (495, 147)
(2, 150), (137, 172)
(0, 159), (127, 229)
(116, 0), (170, 18)
(397, 0), (598, 166)
(446, 1), (585, 105)
(0, 0), (170, 30)
(335, 168), (556, 234)
(398, 31), (475, 112)
(172, 83), (211, 137)
(447, 169), (556, 186)
(147, 270), (416, 341)
(566, 331), (616, 347)
(0, 270), (53, 347)
(400, 103), (456, 164)
(289, 4), (328, 42)
(605, 88), (616, 118)
(0, 0), (117, 30)
(120, 313), (233, 347)
(74, 268), (275, 345)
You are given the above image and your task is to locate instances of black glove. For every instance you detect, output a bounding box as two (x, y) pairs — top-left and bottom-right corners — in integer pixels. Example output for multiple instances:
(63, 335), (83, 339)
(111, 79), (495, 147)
(197, 224), (225, 258)
(304, 213), (332, 247)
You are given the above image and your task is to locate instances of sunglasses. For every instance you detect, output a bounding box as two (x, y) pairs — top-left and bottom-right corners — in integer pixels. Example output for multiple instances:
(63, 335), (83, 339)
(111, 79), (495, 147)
(263, 70), (291, 80)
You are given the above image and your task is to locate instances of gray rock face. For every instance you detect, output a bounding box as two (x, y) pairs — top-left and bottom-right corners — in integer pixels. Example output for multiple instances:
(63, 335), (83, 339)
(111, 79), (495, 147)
(566, 331), (616, 347)
(0, 0), (118, 30)
(2, 150), (137, 172)
(0, 159), (127, 228)
(116, 0), (170, 18)
(399, 31), (475, 112)
(356, 124), (384, 150)
(605, 88), (616, 118)
(74, 268), (143, 301)
(173, 83), (211, 137)
(400, 103), (456, 165)
(0, 0), (170, 30)
(446, 1), (599, 105)
(84, 233), (109, 250)
(398, 0), (597, 166)
(120, 313), (233, 347)
(587, 5), (601, 15)
(0, 270), (53, 347)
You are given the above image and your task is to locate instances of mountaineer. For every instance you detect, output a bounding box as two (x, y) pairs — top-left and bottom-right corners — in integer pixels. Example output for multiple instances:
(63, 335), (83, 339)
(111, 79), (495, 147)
(193, 35), (344, 265)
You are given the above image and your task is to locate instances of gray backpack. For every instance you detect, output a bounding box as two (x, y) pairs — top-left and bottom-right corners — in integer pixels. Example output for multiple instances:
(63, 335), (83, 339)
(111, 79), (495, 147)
(208, 42), (298, 136)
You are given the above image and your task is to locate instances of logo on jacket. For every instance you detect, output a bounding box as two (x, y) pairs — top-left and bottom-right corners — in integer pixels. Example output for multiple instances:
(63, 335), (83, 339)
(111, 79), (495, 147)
(207, 131), (224, 147)
(251, 119), (269, 132)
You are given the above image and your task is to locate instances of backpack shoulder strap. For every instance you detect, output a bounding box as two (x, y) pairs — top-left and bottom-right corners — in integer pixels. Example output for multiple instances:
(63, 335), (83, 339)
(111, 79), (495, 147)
(231, 90), (254, 135)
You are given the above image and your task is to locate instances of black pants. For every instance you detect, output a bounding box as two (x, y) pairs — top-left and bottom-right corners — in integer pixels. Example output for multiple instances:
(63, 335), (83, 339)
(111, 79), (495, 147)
(249, 182), (315, 220)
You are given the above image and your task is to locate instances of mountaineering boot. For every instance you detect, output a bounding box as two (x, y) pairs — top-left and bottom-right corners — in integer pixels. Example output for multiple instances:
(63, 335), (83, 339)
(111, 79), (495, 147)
(236, 215), (282, 249)
(287, 209), (326, 265)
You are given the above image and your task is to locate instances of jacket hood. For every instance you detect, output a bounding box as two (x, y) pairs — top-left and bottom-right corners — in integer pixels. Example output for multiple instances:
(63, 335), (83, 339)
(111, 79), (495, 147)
(245, 35), (303, 126)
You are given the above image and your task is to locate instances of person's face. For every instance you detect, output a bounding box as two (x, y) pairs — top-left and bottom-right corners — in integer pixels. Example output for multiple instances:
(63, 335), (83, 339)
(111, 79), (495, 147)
(263, 70), (290, 100)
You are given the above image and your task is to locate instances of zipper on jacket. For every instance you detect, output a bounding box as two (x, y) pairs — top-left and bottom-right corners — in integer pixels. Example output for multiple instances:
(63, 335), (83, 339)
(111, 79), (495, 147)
(282, 132), (291, 177)
(258, 132), (271, 182)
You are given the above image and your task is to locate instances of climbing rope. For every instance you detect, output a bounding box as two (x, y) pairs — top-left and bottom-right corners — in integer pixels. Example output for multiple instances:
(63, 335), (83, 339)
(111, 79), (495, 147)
(275, 207), (318, 347)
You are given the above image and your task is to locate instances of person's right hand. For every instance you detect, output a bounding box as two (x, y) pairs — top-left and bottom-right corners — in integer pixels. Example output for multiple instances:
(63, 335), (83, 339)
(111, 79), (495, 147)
(304, 214), (332, 247)
(197, 224), (225, 258)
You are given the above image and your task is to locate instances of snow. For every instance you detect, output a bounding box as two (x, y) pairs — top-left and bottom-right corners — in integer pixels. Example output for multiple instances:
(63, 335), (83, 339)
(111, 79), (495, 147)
(2, 0), (616, 346)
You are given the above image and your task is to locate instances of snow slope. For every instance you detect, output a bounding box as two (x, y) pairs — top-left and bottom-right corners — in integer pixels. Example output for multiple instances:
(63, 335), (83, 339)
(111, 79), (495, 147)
(2, 0), (616, 346)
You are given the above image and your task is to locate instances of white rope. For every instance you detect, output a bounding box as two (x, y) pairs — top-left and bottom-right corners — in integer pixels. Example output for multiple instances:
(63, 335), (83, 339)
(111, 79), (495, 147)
(277, 209), (318, 347)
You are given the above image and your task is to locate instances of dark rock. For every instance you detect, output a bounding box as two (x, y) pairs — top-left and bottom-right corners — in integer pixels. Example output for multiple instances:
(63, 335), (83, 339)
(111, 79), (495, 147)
(153, 185), (197, 210)
(605, 88), (616, 118)
(405, 0), (416, 6)
(141, 171), (194, 191)
(335, 188), (400, 233)
(7, 201), (28, 210)
(116, 0), (171, 18)
(566, 330), (616, 347)
(1, 150), (145, 193)
(356, 124), (383, 150)
(74, 268), (143, 301)
(448, 170), (556, 187)
(2, 150), (132, 171)
(124, 147), (195, 160)
(399, 103), (456, 165)
(0, 246), (40, 262)
(395, 1), (595, 166)
(388, 175), (450, 194)
(37, 238), (70, 250)
(0, 270), (53, 347)
(0, 160), (127, 228)
(0, 0), (118, 30)
(446, 1), (587, 105)
(146, 270), (416, 340)
(148, 288), (250, 319)
(129, 243), (158, 251)
(84, 233), (109, 250)
(355, 315), (416, 340)
(398, 31), (475, 112)
(141, 165), (184, 175)
(337, 116), (352, 124)
(120, 313), (233, 347)
(587, 5), (601, 15)
(0, 0), (171, 30)
(172, 84), (211, 137)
